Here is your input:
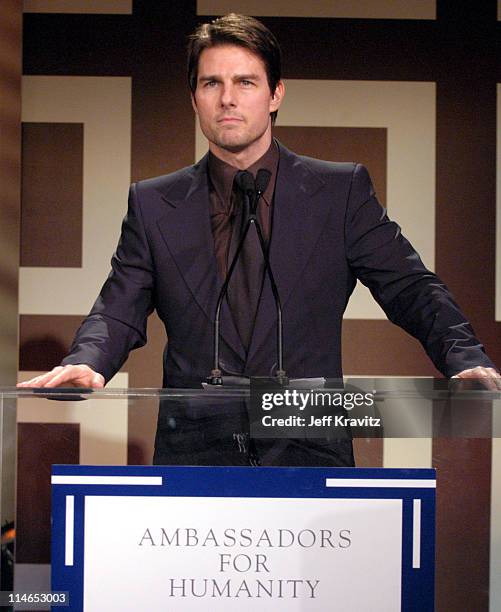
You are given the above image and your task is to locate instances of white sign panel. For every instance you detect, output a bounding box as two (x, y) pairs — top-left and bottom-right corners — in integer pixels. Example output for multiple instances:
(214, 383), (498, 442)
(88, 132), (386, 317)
(83, 496), (402, 611)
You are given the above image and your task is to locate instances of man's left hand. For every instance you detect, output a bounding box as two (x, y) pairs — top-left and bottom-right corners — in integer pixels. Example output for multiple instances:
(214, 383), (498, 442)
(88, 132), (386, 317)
(453, 366), (501, 390)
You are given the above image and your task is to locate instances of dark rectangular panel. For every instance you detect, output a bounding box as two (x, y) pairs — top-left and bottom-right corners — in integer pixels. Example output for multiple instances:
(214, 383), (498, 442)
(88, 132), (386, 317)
(1, 0), (22, 593)
(21, 122), (83, 267)
(16, 423), (80, 563)
(353, 438), (383, 467)
(342, 320), (437, 376)
(0, 0), (21, 386)
(274, 126), (387, 206)
(126, 313), (165, 465)
(19, 314), (85, 371)
(432, 437), (491, 611)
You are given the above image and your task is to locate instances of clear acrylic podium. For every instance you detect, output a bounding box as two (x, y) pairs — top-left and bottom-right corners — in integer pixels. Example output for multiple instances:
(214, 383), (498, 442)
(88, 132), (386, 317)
(1, 381), (500, 610)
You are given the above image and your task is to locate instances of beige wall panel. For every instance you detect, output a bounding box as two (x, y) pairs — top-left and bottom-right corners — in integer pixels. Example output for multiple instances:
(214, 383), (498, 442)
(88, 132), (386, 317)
(374, 379), (432, 468)
(197, 0), (436, 20)
(497, 84), (501, 321)
(20, 76), (131, 315)
(383, 438), (432, 468)
(23, 0), (132, 13)
(17, 372), (129, 464)
(498, 1), (501, 21)
(196, 79), (436, 320)
(274, 126), (387, 206)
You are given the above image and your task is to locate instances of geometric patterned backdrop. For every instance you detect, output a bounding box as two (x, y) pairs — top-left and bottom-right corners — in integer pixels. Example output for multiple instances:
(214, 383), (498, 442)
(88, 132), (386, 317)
(17, 1), (501, 610)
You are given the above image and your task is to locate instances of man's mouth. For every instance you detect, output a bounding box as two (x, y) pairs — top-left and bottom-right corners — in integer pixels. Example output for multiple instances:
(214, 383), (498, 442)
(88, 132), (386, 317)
(218, 116), (243, 123)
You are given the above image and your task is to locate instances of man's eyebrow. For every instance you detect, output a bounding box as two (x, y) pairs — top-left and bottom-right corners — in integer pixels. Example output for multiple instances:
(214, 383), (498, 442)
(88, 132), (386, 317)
(233, 73), (261, 80)
(198, 75), (220, 82)
(198, 73), (262, 81)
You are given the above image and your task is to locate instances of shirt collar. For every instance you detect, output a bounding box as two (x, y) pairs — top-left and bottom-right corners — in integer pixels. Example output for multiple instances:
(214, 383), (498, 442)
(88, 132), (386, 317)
(208, 140), (279, 210)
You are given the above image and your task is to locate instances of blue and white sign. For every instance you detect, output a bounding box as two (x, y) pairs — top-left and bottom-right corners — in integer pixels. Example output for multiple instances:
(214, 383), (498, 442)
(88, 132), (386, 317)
(51, 466), (435, 611)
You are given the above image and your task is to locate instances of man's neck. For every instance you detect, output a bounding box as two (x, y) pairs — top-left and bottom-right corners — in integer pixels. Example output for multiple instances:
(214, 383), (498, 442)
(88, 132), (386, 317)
(209, 133), (273, 170)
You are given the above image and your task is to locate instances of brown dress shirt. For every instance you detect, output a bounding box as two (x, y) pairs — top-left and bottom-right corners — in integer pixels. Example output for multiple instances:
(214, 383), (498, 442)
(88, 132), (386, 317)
(208, 140), (279, 277)
(208, 140), (279, 352)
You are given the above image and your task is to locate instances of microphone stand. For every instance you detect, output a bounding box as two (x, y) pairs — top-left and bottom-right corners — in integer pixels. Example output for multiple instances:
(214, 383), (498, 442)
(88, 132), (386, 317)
(208, 171), (288, 386)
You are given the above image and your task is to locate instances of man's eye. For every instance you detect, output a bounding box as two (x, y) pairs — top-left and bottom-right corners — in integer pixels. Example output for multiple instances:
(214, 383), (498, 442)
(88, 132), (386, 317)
(241, 80), (254, 86)
(204, 80), (218, 87)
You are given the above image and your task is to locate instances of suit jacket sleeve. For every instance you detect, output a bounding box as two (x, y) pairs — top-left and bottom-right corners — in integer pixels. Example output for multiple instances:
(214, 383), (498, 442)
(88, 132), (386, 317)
(344, 163), (496, 377)
(61, 183), (155, 382)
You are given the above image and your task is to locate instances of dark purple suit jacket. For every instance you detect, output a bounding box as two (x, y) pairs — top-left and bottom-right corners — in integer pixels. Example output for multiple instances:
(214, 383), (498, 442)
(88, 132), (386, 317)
(62, 142), (494, 386)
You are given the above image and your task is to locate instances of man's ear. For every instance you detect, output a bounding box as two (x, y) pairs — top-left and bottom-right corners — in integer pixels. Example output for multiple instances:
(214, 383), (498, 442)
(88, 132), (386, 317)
(270, 80), (285, 113)
(191, 92), (198, 115)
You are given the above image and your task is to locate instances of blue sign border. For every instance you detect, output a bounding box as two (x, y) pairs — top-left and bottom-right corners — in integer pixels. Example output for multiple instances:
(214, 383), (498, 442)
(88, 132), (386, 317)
(51, 466), (435, 611)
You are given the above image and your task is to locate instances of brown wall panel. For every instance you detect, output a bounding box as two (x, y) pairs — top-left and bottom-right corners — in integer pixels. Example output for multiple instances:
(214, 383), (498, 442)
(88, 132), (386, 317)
(19, 310), (164, 381)
(274, 126), (387, 206)
(342, 320), (437, 376)
(1, 0), (22, 567)
(126, 313), (165, 465)
(131, 3), (198, 181)
(433, 437), (491, 611)
(16, 422), (80, 563)
(353, 438), (383, 467)
(0, 0), (21, 386)
(19, 314), (85, 371)
(435, 79), (500, 365)
(21, 122), (83, 267)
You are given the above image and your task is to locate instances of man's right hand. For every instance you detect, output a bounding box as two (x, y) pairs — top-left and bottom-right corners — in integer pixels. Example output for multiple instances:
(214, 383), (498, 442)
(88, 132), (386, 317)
(17, 364), (105, 389)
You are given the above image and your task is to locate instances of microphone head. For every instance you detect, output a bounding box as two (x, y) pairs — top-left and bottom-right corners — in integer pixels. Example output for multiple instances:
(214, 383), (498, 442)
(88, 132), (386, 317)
(235, 171), (255, 194)
(255, 169), (271, 194)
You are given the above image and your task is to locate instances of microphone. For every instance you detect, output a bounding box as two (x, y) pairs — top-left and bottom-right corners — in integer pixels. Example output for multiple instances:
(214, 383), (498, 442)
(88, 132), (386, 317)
(234, 170), (255, 227)
(253, 169), (271, 215)
(234, 170), (255, 195)
(255, 169), (271, 196)
(208, 167), (287, 386)
(252, 168), (286, 383)
(233, 170), (271, 217)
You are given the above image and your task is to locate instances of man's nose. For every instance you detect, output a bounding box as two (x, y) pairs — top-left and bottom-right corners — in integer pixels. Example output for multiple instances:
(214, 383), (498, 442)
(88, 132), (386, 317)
(220, 83), (236, 107)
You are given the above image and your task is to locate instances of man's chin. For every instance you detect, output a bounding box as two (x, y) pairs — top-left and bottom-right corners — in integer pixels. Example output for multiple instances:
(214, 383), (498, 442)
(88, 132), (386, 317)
(214, 136), (250, 153)
(219, 142), (248, 153)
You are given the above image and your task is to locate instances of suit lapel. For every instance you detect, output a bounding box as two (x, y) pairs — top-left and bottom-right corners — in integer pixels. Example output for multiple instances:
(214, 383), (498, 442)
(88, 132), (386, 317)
(155, 155), (246, 362)
(247, 142), (329, 365)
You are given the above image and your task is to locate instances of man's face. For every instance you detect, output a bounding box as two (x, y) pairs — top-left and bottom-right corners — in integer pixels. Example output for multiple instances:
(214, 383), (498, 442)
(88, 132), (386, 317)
(192, 44), (284, 161)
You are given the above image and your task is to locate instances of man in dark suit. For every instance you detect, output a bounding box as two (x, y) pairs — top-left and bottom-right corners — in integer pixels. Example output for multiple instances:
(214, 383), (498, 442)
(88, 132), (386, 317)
(19, 14), (499, 465)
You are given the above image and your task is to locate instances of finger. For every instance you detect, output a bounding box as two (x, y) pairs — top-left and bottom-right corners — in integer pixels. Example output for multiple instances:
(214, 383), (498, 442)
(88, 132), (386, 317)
(91, 373), (105, 388)
(456, 367), (498, 377)
(17, 378), (39, 387)
(472, 367), (501, 391)
(17, 367), (64, 387)
(458, 367), (501, 391)
(485, 369), (501, 391)
(31, 368), (67, 387)
(455, 367), (482, 378)
(477, 377), (498, 391)
(452, 367), (501, 391)
(43, 365), (103, 388)
(44, 366), (88, 388)
(17, 374), (48, 387)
